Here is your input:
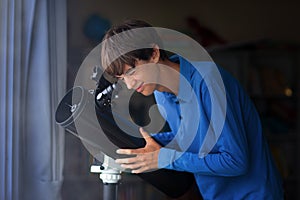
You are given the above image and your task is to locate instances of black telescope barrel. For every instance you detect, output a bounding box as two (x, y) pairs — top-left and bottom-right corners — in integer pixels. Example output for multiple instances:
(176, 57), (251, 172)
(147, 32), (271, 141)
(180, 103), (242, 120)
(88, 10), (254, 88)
(55, 76), (199, 199)
(55, 85), (123, 160)
(94, 82), (146, 149)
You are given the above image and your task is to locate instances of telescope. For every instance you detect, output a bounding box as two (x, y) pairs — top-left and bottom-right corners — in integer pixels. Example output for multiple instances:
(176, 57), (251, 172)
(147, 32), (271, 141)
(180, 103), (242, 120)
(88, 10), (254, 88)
(55, 75), (198, 199)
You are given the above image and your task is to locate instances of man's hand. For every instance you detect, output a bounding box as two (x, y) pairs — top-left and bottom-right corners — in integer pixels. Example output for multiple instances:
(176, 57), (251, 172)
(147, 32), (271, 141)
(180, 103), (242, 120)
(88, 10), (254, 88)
(115, 127), (161, 173)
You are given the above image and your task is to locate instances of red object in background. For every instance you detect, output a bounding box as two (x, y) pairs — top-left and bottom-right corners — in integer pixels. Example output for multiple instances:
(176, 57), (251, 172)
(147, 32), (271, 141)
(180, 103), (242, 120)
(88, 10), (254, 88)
(186, 16), (227, 47)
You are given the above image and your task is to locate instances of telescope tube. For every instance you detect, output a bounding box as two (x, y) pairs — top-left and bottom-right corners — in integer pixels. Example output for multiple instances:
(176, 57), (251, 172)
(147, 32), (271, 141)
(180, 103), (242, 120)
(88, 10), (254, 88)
(55, 77), (199, 198)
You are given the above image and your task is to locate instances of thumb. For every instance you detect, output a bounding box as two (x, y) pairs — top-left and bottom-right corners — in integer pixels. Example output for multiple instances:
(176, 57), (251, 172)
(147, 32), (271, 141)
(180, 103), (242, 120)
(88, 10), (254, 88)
(139, 127), (150, 139)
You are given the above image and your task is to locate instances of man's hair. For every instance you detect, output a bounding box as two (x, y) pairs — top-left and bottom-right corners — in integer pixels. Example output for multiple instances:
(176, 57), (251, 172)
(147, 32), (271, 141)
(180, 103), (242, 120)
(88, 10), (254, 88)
(101, 19), (168, 77)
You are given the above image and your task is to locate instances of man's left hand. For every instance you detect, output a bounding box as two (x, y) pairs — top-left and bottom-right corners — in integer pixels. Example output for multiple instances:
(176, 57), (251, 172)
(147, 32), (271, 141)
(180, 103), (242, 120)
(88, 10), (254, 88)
(115, 127), (161, 173)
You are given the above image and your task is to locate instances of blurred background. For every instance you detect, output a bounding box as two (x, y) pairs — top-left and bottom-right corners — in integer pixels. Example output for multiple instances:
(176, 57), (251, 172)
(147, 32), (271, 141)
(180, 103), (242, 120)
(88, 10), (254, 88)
(1, 0), (299, 199)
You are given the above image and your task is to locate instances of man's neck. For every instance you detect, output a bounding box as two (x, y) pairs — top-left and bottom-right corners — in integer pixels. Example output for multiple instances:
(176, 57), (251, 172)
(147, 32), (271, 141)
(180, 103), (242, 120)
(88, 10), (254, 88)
(156, 59), (180, 95)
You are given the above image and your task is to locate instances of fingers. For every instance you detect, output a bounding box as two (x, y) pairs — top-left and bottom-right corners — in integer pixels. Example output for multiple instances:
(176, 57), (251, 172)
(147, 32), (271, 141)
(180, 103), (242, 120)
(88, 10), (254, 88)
(121, 163), (151, 174)
(132, 165), (152, 174)
(115, 156), (154, 173)
(139, 127), (160, 148)
(115, 155), (145, 173)
(116, 148), (145, 155)
(115, 156), (138, 164)
(114, 127), (160, 174)
(115, 153), (149, 165)
(139, 127), (149, 139)
(116, 149), (132, 155)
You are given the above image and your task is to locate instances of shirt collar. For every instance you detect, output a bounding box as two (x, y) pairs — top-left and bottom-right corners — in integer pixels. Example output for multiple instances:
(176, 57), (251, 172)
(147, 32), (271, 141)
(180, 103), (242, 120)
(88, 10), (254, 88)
(169, 55), (194, 103)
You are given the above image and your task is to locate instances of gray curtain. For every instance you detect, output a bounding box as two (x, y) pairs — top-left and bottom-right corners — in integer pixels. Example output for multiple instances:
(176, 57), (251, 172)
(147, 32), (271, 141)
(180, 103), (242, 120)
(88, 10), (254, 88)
(0, 0), (67, 199)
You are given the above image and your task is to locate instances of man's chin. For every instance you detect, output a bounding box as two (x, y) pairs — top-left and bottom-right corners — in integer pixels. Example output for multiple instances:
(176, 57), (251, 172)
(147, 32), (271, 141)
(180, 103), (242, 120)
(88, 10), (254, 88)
(140, 90), (154, 96)
(141, 92), (151, 96)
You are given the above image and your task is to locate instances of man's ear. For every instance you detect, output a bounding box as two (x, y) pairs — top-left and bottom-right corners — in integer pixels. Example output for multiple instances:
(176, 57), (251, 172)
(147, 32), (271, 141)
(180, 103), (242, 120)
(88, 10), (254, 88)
(151, 44), (160, 63)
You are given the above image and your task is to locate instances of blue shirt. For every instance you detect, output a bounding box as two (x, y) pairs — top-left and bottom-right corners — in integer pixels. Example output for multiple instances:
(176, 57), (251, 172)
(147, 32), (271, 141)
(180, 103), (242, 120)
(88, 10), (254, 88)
(152, 55), (284, 200)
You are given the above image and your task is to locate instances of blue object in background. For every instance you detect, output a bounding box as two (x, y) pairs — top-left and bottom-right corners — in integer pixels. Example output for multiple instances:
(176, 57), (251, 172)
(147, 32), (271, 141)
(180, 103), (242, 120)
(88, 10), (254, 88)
(83, 14), (111, 43)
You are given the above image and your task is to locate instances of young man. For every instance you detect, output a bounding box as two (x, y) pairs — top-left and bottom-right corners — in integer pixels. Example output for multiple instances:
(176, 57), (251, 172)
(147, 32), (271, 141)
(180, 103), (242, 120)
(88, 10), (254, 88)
(100, 19), (284, 199)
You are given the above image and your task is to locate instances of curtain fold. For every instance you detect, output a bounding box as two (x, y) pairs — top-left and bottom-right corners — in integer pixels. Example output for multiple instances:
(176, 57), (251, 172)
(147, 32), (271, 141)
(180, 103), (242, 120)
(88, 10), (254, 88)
(0, 0), (67, 199)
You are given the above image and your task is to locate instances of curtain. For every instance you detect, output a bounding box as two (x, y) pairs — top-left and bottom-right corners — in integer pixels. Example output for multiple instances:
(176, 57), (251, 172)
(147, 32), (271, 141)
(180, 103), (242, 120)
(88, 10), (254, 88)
(0, 0), (67, 199)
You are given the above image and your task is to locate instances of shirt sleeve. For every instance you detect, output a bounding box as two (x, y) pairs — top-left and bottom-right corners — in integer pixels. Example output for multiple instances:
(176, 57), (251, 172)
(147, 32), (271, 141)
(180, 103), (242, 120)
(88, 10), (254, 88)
(158, 81), (250, 177)
(158, 146), (248, 176)
(151, 132), (175, 146)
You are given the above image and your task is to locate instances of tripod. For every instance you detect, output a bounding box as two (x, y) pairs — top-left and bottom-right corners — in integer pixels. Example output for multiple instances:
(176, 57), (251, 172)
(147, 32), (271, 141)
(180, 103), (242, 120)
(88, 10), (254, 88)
(90, 155), (122, 200)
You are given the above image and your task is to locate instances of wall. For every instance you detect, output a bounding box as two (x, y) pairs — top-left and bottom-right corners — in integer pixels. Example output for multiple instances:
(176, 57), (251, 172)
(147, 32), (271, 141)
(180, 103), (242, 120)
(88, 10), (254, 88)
(67, 0), (300, 50)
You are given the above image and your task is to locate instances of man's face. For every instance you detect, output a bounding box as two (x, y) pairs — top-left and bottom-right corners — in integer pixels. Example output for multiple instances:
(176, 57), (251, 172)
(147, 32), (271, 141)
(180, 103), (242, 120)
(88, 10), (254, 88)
(117, 60), (159, 96)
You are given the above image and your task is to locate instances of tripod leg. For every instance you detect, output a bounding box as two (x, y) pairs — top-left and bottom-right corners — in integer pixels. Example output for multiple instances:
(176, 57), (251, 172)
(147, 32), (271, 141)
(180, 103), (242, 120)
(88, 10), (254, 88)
(103, 183), (118, 200)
